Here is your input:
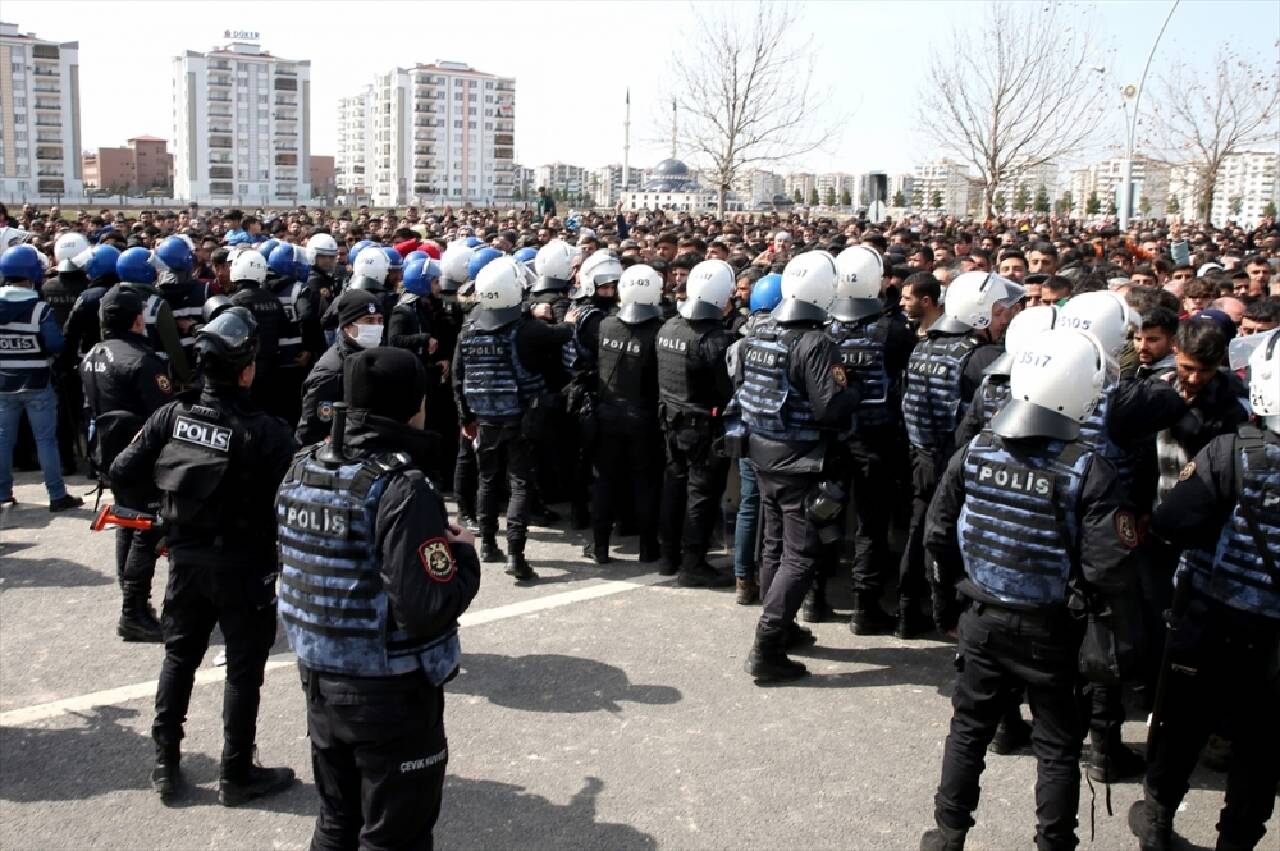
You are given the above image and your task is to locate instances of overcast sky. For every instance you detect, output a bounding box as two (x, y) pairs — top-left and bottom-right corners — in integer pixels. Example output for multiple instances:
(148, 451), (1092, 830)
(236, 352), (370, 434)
(6, 0), (1277, 175)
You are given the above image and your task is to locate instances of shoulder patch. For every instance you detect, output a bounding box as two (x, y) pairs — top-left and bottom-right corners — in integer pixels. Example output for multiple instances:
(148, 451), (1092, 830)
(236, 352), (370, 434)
(1115, 510), (1139, 549)
(831, 363), (848, 387)
(317, 402), (333, 423)
(419, 538), (456, 583)
(1177, 461), (1196, 482)
(156, 374), (172, 395)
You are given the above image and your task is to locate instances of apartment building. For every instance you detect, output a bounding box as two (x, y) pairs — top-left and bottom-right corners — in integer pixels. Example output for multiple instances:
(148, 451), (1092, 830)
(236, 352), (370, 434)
(0, 21), (83, 199)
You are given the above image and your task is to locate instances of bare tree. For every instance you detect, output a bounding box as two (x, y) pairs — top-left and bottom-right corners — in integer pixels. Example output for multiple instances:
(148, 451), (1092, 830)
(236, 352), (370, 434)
(917, 1), (1110, 220)
(665, 1), (839, 217)
(1145, 47), (1278, 224)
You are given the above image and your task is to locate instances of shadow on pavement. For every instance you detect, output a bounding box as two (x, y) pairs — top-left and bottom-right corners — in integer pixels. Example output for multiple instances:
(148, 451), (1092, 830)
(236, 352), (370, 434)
(0, 554), (112, 590)
(438, 775), (657, 850)
(784, 643), (957, 695)
(0, 704), (318, 814)
(450, 653), (681, 714)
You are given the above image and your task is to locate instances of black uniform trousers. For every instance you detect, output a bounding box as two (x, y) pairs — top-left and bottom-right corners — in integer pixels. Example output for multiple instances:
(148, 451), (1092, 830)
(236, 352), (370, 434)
(112, 485), (161, 593)
(303, 667), (448, 851)
(454, 437), (479, 521)
(55, 367), (83, 471)
(756, 469), (823, 639)
(592, 417), (663, 545)
(901, 444), (944, 603)
(152, 548), (278, 779)
(936, 604), (1084, 851)
(846, 426), (899, 592)
(1145, 595), (1279, 849)
(476, 421), (534, 549)
(265, 364), (306, 430)
(659, 415), (728, 567)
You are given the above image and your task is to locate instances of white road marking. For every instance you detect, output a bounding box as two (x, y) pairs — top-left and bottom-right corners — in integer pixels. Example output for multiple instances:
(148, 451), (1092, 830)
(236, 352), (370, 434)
(0, 579), (652, 727)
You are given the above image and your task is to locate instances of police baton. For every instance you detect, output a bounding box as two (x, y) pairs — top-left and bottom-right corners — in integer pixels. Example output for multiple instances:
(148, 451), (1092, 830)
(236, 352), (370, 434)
(1144, 567), (1195, 766)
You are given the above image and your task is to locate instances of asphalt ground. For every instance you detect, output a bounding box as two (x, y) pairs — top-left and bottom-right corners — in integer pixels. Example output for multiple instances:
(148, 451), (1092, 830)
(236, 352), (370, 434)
(1, 469), (1273, 850)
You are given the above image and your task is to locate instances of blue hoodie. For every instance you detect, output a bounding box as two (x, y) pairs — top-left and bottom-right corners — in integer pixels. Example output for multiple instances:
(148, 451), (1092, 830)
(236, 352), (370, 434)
(0, 285), (64, 392)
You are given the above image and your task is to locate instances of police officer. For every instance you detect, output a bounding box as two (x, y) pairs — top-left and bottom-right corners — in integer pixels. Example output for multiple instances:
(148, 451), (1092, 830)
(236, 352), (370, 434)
(1128, 332), (1280, 851)
(452, 256), (571, 581)
(440, 242), (481, 528)
(739, 252), (860, 682)
(62, 244), (121, 364)
(81, 287), (173, 641)
(0, 245), (81, 511)
(277, 347), (481, 849)
(297, 289), (383, 446)
(46, 232), (91, 474)
(898, 270), (1022, 638)
(226, 250), (283, 414)
(823, 245), (916, 632)
(271, 243), (324, 426)
(530, 238), (576, 323)
(110, 307), (296, 805)
(114, 246), (192, 385)
(345, 245), (398, 323)
(388, 255), (438, 365)
(656, 259), (737, 586)
(155, 235), (211, 363)
(305, 232), (340, 306)
(920, 328), (1140, 851)
(586, 263), (665, 564)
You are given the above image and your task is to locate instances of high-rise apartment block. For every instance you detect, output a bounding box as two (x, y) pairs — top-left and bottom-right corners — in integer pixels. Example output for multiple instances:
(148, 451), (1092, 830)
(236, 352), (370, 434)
(172, 37), (310, 204)
(0, 21), (83, 199)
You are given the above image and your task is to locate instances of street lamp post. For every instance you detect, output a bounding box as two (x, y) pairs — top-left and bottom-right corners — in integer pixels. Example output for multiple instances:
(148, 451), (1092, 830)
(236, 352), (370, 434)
(1120, 0), (1180, 230)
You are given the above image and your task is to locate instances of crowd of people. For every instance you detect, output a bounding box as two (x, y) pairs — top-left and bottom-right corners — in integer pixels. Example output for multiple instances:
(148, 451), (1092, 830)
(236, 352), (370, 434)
(0, 197), (1277, 850)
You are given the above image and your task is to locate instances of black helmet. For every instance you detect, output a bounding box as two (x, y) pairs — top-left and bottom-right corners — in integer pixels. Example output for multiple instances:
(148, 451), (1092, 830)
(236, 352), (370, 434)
(202, 294), (233, 324)
(195, 306), (259, 382)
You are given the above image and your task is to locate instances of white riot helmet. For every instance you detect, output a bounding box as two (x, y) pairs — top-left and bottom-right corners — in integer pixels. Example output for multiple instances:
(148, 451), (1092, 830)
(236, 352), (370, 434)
(54, 232), (90, 272)
(988, 305), (1059, 376)
(935, 270), (1026, 334)
(351, 246), (390, 288)
(617, 264), (664, 323)
(1057, 290), (1137, 358)
(1248, 329), (1280, 432)
(230, 250), (268, 285)
(679, 258), (736, 321)
(472, 256), (524, 330)
(439, 242), (475, 293)
(572, 250), (623, 300)
(774, 250), (838, 323)
(532, 239), (576, 294)
(306, 233), (339, 263)
(831, 245), (884, 322)
(993, 327), (1108, 441)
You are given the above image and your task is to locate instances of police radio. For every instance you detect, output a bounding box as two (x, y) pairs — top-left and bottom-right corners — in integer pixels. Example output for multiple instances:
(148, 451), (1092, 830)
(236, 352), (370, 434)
(317, 402), (349, 468)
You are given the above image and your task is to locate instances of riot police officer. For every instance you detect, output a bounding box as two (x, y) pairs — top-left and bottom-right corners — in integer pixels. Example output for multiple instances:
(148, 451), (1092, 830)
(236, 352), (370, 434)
(155, 235), (211, 363)
(452, 256), (571, 581)
(46, 232), (91, 474)
(739, 252), (859, 682)
(920, 328), (1139, 851)
(115, 246), (192, 385)
(440, 242), (481, 528)
(822, 245), (915, 631)
(81, 287), (173, 640)
(226, 250), (283, 414)
(655, 259), (737, 586)
(297, 289), (383, 446)
(62, 244), (121, 364)
(110, 307), (297, 805)
(898, 270), (1022, 638)
(586, 263), (665, 564)
(388, 256), (438, 365)
(1128, 331), (1280, 851)
(277, 347), (480, 849)
(530, 238), (576, 323)
(305, 232), (339, 305)
(271, 243), (324, 426)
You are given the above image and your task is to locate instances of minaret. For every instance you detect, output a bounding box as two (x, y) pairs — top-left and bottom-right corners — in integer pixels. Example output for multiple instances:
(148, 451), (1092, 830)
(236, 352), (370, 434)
(671, 97), (678, 159)
(623, 88), (631, 189)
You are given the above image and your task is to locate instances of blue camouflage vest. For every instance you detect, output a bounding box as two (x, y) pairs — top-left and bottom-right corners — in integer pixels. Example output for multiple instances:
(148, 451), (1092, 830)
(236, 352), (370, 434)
(1176, 428), (1280, 619)
(460, 322), (545, 420)
(738, 325), (819, 442)
(902, 333), (980, 449)
(561, 304), (601, 374)
(829, 317), (894, 429)
(276, 449), (460, 682)
(957, 432), (1091, 606)
(1076, 382), (1135, 488)
(976, 374), (1011, 430)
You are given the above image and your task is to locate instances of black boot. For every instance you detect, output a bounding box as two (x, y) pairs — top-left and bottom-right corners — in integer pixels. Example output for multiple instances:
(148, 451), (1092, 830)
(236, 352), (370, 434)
(677, 555), (734, 588)
(1127, 792), (1174, 851)
(638, 535), (661, 563)
(800, 578), (832, 623)
(152, 746), (182, 803)
(583, 529), (611, 564)
(895, 597), (934, 639)
(785, 622), (817, 650)
(219, 763), (296, 807)
(480, 536), (505, 564)
(1087, 729), (1145, 782)
(919, 824), (966, 851)
(850, 590), (895, 635)
(989, 711), (1032, 755)
(744, 629), (808, 683)
(505, 543), (537, 581)
(118, 587), (164, 643)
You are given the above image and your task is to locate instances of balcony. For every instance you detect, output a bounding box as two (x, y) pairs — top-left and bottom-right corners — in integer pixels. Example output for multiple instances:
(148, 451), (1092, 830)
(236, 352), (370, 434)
(275, 68), (297, 77)
(32, 84), (60, 94)
(274, 96), (297, 106)
(209, 166), (233, 179)
(275, 154), (298, 166)
(209, 75), (232, 88)
(494, 134), (513, 147)
(32, 68), (57, 77)
(36, 166), (65, 176)
(34, 100), (61, 112)
(209, 182), (234, 196)
(38, 179), (66, 193)
(414, 145), (436, 156)
(208, 94), (232, 103)
(272, 113), (297, 123)
(36, 147), (63, 160)
(273, 77), (297, 92)
(209, 136), (233, 149)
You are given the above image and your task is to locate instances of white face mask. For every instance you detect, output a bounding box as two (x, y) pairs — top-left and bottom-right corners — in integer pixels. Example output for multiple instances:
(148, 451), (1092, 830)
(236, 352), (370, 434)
(350, 323), (383, 348)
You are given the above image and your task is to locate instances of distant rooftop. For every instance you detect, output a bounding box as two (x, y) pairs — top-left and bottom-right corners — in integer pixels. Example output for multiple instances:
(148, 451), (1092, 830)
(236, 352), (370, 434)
(129, 135), (167, 143)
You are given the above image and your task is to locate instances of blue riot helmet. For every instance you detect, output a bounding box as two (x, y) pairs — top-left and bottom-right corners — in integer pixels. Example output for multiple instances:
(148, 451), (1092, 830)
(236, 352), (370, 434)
(466, 247), (504, 282)
(402, 258), (442, 297)
(0, 244), (45, 287)
(348, 239), (375, 266)
(257, 238), (281, 260)
(116, 246), (159, 285)
(268, 243), (296, 279)
(750, 273), (784, 313)
(83, 244), (122, 282)
(155, 236), (194, 274)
